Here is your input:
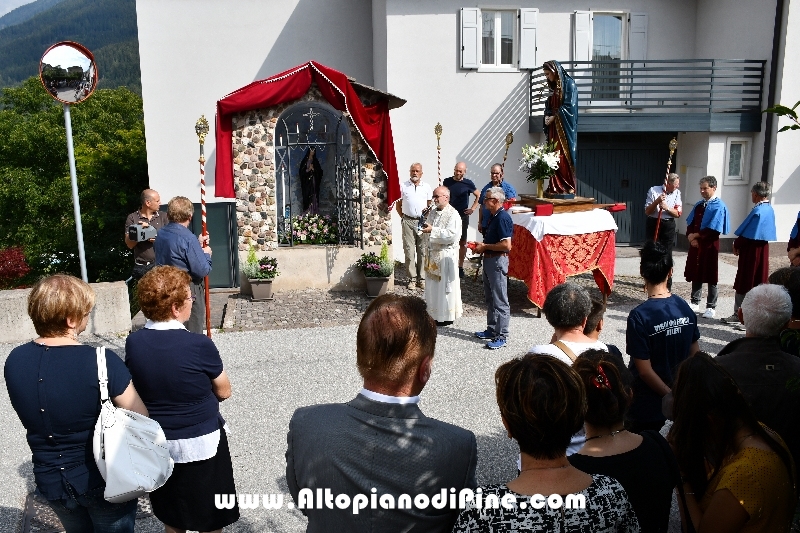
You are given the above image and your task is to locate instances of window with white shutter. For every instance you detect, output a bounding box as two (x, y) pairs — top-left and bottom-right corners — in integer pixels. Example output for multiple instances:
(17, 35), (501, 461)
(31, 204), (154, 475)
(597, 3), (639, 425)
(518, 8), (538, 69)
(461, 8), (480, 69)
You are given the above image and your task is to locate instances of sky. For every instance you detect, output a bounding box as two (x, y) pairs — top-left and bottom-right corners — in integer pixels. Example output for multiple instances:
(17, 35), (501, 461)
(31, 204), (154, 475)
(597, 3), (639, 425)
(0, 0), (35, 18)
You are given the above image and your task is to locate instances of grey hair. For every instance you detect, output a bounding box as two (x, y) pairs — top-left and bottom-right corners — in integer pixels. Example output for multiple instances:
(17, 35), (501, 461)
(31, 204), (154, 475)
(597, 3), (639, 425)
(410, 162), (422, 170)
(741, 284), (792, 337)
(751, 181), (771, 198)
(667, 173), (680, 184)
(486, 186), (506, 203)
(542, 282), (592, 329)
(699, 175), (717, 188)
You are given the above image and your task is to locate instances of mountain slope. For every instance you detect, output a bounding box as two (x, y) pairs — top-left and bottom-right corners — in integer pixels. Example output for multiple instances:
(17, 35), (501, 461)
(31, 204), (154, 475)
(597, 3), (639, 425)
(0, 0), (67, 31)
(0, 0), (139, 92)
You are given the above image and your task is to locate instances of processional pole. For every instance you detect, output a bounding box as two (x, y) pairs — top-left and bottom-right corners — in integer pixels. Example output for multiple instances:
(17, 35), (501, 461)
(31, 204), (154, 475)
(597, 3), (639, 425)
(502, 131), (514, 169)
(195, 115), (212, 338)
(654, 137), (679, 240)
(434, 123), (443, 185)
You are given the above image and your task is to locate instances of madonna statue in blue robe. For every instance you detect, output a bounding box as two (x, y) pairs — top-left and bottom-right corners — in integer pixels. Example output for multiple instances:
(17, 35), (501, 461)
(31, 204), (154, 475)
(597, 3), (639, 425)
(543, 60), (578, 195)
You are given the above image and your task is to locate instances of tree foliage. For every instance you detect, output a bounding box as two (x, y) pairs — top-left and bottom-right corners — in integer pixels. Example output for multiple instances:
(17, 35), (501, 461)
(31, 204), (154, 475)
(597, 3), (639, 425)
(0, 76), (148, 284)
(0, 0), (140, 93)
(764, 101), (800, 132)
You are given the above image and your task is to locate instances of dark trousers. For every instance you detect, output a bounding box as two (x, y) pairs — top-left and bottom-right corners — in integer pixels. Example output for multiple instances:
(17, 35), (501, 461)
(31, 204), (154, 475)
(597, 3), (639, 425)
(645, 217), (676, 290)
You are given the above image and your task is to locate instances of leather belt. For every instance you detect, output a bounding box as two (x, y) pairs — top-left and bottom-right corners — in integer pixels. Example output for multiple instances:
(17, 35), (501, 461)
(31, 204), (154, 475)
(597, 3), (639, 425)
(135, 260), (153, 266)
(402, 214), (420, 220)
(483, 252), (508, 258)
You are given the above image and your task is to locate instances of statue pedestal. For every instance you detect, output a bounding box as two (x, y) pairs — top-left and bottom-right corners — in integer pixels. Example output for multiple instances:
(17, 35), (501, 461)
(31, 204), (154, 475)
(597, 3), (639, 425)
(519, 195), (597, 214)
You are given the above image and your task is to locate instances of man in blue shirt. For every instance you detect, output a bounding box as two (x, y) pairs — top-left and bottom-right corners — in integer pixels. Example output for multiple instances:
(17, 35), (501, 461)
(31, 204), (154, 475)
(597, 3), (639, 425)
(474, 187), (514, 349)
(154, 196), (212, 333)
(478, 164), (517, 234)
(443, 162), (479, 278)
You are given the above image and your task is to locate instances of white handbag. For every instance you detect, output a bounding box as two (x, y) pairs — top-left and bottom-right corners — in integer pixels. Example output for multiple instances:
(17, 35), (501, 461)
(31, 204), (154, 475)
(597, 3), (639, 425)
(92, 347), (174, 503)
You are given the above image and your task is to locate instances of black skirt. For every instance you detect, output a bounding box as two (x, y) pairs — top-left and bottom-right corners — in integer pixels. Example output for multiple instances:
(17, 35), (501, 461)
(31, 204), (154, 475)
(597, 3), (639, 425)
(149, 428), (239, 531)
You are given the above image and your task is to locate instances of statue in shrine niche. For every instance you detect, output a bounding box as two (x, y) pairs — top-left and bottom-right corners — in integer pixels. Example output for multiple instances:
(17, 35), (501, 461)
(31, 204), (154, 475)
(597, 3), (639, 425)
(299, 147), (323, 214)
(542, 60), (578, 197)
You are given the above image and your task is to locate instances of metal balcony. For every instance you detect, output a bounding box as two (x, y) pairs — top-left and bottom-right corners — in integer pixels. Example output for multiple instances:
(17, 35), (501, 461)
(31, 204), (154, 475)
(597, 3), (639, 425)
(529, 59), (767, 133)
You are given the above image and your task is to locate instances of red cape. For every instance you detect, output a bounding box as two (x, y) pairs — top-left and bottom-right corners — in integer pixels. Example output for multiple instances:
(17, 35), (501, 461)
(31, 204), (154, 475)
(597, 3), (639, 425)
(215, 61), (400, 207)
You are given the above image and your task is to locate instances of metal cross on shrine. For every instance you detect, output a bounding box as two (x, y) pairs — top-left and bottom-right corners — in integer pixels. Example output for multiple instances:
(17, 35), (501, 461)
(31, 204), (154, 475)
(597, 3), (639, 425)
(302, 107), (322, 130)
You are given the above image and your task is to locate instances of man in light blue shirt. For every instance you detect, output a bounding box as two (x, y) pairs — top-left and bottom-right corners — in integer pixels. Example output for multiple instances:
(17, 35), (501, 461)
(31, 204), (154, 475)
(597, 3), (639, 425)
(478, 164), (517, 233)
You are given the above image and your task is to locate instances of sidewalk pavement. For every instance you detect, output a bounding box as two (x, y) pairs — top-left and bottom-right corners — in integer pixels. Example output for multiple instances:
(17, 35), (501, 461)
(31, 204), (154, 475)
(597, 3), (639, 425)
(0, 246), (787, 532)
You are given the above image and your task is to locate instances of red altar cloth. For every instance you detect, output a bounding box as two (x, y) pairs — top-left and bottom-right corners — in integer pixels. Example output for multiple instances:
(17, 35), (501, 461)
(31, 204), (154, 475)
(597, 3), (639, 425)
(508, 225), (616, 308)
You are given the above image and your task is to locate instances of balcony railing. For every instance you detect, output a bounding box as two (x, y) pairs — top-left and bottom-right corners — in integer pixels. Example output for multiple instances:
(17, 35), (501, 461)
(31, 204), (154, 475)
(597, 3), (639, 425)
(530, 59), (766, 116)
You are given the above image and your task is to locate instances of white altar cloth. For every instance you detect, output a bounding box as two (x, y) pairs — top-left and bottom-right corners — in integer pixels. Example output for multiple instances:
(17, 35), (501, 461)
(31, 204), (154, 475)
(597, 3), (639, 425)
(510, 209), (619, 242)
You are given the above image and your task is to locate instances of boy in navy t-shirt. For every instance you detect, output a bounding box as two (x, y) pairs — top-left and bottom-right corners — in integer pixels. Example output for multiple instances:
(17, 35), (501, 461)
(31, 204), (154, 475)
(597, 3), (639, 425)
(627, 295), (700, 431)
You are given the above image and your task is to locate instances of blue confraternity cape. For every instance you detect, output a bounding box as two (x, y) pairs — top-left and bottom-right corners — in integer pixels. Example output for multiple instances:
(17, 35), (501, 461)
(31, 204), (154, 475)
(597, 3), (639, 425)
(734, 202), (776, 241)
(790, 210), (800, 240)
(686, 197), (730, 234)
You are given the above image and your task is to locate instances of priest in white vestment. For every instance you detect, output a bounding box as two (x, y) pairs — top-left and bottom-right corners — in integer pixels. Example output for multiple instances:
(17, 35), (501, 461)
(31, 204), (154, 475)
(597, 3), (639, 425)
(421, 186), (463, 325)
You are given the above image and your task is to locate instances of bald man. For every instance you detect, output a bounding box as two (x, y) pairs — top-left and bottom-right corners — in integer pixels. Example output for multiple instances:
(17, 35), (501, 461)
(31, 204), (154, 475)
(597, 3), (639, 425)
(125, 188), (168, 279)
(421, 187), (463, 325)
(443, 162), (479, 278)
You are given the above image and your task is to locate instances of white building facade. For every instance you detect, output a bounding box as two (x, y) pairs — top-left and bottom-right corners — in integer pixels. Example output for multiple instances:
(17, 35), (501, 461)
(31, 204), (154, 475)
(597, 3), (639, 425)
(136, 0), (799, 287)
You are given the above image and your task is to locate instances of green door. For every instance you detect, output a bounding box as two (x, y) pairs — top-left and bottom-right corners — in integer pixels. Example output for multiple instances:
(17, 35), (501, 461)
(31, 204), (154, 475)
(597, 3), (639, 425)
(576, 133), (677, 244)
(189, 202), (238, 288)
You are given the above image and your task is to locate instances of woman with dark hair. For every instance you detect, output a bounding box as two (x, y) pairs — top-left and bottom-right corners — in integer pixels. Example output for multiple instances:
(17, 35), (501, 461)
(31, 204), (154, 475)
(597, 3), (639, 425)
(125, 266), (239, 533)
(670, 352), (796, 532)
(569, 349), (676, 533)
(452, 354), (639, 532)
(5, 275), (148, 533)
(627, 240), (699, 433)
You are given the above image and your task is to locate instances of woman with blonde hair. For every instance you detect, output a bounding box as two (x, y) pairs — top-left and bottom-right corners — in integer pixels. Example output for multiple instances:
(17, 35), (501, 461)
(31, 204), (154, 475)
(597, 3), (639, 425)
(5, 274), (147, 533)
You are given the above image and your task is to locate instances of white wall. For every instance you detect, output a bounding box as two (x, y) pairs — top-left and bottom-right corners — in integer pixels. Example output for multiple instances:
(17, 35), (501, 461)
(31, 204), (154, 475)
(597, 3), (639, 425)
(135, 0), (373, 204)
(693, 0), (783, 236)
(380, 0), (698, 249)
(771, 0), (800, 240)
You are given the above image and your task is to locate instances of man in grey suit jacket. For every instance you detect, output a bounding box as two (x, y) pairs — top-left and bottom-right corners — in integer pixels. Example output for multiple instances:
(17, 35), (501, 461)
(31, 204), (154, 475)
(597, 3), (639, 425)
(286, 294), (478, 532)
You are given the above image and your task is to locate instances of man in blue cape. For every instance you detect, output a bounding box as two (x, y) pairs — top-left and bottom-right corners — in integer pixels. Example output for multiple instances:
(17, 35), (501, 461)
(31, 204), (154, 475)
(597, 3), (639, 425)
(722, 182), (777, 327)
(542, 60), (578, 196)
(684, 176), (730, 319)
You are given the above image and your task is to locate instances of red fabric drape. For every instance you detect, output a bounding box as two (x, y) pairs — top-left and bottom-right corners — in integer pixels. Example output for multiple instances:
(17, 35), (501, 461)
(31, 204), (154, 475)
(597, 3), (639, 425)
(508, 225), (616, 308)
(214, 61), (400, 207)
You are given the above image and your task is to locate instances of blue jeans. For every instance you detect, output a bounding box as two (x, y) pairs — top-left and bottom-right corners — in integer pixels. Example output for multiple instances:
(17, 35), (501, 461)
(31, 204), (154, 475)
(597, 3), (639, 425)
(482, 255), (510, 338)
(46, 484), (137, 533)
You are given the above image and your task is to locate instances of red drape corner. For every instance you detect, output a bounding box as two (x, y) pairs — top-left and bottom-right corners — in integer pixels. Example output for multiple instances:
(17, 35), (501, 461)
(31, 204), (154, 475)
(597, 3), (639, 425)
(214, 61), (400, 207)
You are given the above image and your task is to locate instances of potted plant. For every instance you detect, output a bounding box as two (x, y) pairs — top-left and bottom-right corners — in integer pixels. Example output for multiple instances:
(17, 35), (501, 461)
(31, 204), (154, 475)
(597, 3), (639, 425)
(519, 141), (560, 198)
(242, 246), (279, 301)
(355, 242), (393, 298)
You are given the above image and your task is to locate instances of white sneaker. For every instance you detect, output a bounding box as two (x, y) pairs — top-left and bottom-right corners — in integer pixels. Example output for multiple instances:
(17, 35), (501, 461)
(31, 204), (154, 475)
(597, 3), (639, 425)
(702, 308), (716, 319)
(733, 322), (747, 331)
(689, 302), (700, 313)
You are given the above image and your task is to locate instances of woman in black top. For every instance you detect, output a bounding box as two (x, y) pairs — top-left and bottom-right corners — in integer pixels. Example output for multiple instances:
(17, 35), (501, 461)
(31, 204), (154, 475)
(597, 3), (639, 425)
(568, 349), (676, 533)
(5, 274), (148, 533)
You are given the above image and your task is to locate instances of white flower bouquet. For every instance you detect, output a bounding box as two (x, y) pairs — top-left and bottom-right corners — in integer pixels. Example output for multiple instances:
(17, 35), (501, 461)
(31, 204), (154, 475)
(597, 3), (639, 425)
(519, 141), (560, 183)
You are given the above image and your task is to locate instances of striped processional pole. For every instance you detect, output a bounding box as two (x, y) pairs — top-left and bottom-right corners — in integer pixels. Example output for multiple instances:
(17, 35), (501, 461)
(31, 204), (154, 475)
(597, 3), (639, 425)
(654, 137), (679, 241)
(195, 115), (212, 338)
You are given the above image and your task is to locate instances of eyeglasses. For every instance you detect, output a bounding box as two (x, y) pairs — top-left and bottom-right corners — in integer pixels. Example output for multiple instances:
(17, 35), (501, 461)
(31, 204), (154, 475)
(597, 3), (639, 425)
(186, 295), (196, 302)
(485, 198), (500, 203)
(432, 195), (447, 199)
(490, 172), (502, 175)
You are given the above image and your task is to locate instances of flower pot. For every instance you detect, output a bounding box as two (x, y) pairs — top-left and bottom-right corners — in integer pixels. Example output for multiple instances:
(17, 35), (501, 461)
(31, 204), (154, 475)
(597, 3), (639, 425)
(249, 279), (274, 301)
(364, 276), (389, 298)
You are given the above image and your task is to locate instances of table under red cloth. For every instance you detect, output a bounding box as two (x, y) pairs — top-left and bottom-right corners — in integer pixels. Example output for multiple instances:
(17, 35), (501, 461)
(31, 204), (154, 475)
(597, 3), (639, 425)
(508, 225), (616, 307)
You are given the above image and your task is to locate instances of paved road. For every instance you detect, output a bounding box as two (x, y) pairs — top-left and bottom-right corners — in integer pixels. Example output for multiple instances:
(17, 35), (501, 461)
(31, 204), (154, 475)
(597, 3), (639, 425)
(0, 247), (772, 532)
